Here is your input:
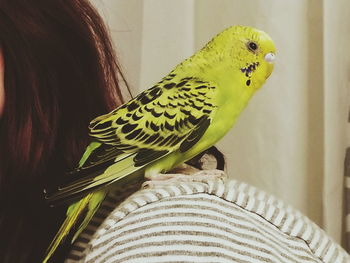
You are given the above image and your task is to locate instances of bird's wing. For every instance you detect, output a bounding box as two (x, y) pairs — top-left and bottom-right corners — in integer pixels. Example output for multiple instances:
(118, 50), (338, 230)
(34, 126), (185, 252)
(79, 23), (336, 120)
(46, 77), (218, 203)
(89, 77), (217, 152)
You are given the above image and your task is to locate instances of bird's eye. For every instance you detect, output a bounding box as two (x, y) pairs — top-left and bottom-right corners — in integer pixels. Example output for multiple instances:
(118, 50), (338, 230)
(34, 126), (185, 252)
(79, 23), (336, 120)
(247, 41), (258, 52)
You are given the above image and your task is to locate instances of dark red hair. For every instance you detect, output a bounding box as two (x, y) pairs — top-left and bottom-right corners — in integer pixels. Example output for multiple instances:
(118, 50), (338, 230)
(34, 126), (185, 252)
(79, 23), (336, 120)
(0, 0), (125, 261)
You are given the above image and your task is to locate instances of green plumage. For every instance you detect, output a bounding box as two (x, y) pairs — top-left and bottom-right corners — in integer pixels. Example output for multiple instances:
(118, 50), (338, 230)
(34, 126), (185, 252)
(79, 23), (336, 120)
(43, 25), (276, 262)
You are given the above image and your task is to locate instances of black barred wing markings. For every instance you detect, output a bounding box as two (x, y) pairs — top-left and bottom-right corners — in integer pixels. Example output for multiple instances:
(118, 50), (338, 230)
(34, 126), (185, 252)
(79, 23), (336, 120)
(85, 115), (212, 192)
(89, 77), (217, 156)
(46, 79), (218, 203)
(179, 116), (211, 153)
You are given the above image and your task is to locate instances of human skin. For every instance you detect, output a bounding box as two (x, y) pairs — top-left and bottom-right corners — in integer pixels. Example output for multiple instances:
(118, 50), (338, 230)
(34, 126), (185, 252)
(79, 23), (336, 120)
(0, 50), (4, 117)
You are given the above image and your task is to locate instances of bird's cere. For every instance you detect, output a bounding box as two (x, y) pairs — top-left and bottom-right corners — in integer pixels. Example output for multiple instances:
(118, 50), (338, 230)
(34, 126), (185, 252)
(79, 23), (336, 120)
(264, 53), (276, 63)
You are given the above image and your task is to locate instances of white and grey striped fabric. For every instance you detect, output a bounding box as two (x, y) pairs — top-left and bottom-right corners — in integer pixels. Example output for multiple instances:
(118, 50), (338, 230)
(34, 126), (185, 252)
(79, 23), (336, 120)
(66, 177), (350, 263)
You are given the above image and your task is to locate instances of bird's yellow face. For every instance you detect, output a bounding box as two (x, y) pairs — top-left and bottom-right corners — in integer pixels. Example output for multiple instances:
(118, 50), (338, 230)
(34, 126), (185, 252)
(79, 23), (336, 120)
(230, 26), (276, 88)
(205, 25), (276, 89)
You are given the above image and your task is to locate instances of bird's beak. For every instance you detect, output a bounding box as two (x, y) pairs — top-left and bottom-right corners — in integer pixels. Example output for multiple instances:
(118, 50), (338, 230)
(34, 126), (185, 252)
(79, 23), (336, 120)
(264, 52), (275, 79)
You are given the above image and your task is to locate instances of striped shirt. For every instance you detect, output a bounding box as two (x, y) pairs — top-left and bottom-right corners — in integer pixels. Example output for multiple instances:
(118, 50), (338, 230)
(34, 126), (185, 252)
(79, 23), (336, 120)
(66, 177), (350, 263)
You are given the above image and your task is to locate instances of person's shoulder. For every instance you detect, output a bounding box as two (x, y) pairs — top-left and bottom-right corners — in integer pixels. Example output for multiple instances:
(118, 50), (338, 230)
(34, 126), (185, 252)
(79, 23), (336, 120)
(67, 177), (350, 263)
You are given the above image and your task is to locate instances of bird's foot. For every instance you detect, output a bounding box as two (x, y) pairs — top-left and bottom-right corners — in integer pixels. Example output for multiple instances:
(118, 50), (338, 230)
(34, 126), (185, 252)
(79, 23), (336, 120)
(142, 169), (227, 189)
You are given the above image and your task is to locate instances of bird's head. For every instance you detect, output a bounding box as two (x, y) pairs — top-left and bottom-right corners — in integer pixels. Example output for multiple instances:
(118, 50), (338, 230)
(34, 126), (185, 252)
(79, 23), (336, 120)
(199, 25), (276, 89)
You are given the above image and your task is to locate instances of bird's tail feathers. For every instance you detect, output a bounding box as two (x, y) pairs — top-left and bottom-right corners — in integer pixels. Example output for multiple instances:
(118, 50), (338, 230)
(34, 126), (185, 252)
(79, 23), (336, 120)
(46, 152), (142, 205)
(42, 193), (98, 263)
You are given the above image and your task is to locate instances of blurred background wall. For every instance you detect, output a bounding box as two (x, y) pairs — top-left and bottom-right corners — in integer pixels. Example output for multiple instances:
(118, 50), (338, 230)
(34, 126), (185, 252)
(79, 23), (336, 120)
(91, 0), (350, 247)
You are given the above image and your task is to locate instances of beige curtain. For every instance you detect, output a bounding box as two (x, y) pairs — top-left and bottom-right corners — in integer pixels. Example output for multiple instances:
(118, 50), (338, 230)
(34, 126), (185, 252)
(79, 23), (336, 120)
(92, 0), (350, 248)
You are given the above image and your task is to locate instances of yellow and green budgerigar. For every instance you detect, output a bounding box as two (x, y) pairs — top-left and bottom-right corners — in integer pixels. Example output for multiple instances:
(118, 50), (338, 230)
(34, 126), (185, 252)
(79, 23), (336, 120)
(43, 25), (276, 262)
